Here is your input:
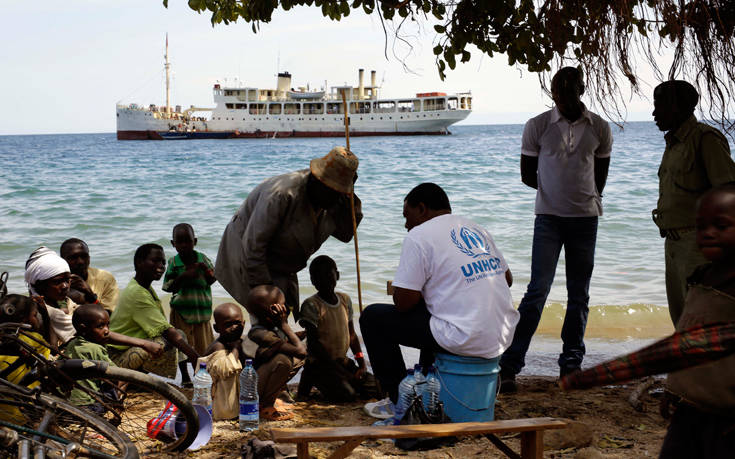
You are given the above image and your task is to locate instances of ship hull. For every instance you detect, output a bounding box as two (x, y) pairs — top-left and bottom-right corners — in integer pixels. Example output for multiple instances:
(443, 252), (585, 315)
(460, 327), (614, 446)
(116, 129), (453, 140)
(116, 105), (470, 140)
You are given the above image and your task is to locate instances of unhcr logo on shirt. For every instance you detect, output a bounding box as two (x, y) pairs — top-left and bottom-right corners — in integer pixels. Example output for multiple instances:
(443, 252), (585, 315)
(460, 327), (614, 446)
(451, 227), (490, 258)
(451, 227), (503, 283)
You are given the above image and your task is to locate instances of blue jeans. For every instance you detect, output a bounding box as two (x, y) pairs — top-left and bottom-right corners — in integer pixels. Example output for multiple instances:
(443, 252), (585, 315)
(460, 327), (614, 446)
(500, 215), (598, 374)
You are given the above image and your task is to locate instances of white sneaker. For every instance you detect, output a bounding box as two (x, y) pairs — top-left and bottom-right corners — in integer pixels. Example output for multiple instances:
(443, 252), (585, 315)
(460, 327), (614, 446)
(364, 398), (395, 419)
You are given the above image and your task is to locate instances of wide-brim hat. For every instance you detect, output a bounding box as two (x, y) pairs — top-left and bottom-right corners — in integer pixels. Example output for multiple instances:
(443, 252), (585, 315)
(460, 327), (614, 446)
(310, 146), (359, 194)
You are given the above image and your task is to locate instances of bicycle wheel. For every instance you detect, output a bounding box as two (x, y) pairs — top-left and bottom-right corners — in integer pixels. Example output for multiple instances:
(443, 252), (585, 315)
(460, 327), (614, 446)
(57, 360), (199, 453)
(0, 386), (138, 459)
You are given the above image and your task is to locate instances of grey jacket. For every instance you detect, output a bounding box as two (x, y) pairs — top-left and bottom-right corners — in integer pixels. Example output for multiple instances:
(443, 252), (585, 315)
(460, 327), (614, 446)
(215, 169), (361, 306)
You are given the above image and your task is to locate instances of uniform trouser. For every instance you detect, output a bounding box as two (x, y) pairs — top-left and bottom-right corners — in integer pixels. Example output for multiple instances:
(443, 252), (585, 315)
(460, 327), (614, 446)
(659, 403), (735, 459)
(500, 215), (598, 375)
(665, 232), (707, 326)
(256, 352), (303, 408)
(359, 303), (446, 403)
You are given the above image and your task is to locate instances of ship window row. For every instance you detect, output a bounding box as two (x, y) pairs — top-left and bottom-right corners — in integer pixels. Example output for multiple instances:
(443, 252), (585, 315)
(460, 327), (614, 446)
(223, 97), (470, 114)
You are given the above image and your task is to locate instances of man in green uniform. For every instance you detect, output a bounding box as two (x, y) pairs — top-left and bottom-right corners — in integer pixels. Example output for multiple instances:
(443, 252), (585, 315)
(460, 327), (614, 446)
(652, 80), (735, 325)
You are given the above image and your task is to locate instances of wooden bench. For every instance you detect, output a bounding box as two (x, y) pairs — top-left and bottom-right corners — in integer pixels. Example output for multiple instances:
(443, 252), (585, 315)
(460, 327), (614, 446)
(271, 417), (566, 459)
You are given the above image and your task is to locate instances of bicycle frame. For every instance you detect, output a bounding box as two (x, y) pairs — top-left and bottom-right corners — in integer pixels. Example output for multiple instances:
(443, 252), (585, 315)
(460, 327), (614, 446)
(0, 323), (123, 424)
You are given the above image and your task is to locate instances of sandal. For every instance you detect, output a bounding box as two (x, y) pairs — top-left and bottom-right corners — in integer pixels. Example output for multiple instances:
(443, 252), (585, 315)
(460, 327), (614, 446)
(364, 397), (395, 419)
(260, 406), (293, 422)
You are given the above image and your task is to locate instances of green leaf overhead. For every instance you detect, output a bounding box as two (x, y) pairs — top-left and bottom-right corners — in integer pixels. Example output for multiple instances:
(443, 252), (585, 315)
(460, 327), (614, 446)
(167, 0), (735, 131)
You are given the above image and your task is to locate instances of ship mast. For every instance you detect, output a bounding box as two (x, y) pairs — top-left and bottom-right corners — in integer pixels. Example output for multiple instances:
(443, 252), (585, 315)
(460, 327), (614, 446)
(165, 33), (171, 115)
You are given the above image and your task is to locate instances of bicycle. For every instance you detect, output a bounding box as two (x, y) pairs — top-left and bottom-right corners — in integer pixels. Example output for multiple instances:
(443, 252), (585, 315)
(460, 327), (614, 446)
(0, 322), (199, 454)
(0, 378), (137, 459)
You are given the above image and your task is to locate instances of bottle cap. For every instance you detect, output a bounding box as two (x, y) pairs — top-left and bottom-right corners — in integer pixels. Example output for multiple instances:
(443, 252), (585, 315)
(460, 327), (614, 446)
(199, 362), (207, 369)
(406, 368), (414, 375)
(245, 359), (253, 366)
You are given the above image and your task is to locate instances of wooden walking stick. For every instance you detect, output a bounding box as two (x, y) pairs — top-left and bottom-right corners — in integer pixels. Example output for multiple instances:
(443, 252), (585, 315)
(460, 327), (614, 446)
(342, 89), (363, 312)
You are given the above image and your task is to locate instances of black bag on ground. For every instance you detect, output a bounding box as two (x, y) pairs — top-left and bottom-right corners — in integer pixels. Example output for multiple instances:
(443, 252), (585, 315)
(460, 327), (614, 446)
(394, 395), (457, 451)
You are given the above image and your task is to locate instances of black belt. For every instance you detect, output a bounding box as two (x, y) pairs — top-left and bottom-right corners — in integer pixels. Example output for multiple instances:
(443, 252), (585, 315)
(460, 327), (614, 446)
(652, 209), (695, 240)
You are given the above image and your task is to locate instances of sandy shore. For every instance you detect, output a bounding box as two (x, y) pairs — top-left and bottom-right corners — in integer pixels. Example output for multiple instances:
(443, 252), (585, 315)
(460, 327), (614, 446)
(156, 376), (669, 458)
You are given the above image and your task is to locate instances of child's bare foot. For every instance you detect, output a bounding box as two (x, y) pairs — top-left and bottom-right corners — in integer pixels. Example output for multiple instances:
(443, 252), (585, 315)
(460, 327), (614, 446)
(274, 399), (293, 411)
(260, 406), (293, 421)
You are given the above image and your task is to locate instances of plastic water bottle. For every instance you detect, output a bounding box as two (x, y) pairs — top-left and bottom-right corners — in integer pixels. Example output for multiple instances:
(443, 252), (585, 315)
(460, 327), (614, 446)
(239, 359), (259, 431)
(192, 362), (212, 413)
(424, 365), (441, 416)
(394, 368), (417, 423)
(413, 364), (427, 407)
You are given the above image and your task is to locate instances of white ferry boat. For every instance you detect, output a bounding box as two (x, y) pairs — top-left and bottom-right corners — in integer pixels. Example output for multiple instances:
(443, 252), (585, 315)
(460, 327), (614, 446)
(116, 41), (472, 140)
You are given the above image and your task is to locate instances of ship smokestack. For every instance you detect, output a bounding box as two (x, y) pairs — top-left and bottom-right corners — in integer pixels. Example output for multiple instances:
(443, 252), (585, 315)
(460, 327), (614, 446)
(370, 70), (377, 99)
(277, 72), (291, 99)
(358, 69), (365, 100)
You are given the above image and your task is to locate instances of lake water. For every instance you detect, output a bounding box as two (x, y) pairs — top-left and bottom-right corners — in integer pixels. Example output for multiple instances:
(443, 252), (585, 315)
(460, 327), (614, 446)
(2, 123), (727, 375)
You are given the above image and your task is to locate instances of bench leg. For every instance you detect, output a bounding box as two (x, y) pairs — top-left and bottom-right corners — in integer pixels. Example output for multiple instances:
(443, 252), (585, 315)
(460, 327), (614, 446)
(327, 437), (366, 459)
(520, 431), (544, 459)
(297, 442), (309, 459)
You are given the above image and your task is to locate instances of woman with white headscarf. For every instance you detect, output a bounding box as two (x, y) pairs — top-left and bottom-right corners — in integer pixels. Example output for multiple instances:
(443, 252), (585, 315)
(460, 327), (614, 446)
(25, 247), (165, 356)
(25, 247), (77, 345)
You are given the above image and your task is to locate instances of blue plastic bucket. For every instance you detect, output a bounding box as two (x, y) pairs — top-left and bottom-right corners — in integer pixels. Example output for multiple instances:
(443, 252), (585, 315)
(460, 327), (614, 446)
(434, 353), (500, 423)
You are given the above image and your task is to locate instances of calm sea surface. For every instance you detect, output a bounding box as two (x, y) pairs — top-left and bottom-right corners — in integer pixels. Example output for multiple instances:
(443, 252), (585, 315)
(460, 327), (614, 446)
(2, 124), (730, 375)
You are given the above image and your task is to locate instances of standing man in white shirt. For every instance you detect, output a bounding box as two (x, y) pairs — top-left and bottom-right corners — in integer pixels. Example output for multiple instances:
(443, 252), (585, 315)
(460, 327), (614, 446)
(360, 183), (519, 414)
(499, 67), (613, 392)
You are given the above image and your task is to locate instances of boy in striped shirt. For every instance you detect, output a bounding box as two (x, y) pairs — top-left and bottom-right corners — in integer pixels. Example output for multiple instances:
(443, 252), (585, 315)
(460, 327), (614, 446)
(163, 223), (216, 385)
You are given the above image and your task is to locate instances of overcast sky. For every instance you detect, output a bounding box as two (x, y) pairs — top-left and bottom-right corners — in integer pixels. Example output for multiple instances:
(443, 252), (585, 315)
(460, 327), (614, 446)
(1, 1), (665, 135)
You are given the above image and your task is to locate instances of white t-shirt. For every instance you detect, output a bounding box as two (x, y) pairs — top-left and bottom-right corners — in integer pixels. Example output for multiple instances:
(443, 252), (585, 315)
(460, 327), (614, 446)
(392, 214), (519, 359)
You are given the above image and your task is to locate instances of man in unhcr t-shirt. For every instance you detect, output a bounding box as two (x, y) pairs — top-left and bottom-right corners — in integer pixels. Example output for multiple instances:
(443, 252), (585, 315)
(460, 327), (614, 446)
(359, 183), (519, 406)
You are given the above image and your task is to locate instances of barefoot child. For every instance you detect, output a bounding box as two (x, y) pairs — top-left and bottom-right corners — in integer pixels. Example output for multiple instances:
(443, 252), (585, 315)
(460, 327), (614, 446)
(66, 303), (163, 412)
(163, 223), (216, 385)
(202, 303), (246, 420)
(297, 255), (378, 402)
(246, 285), (306, 421)
(660, 184), (735, 458)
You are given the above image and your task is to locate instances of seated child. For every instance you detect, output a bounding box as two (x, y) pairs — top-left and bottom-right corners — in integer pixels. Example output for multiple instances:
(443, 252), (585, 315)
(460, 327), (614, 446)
(66, 303), (164, 412)
(0, 294), (50, 389)
(659, 184), (735, 459)
(246, 285), (306, 421)
(0, 294), (51, 424)
(66, 303), (118, 412)
(202, 303), (246, 421)
(163, 223), (216, 383)
(109, 244), (196, 385)
(297, 255), (379, 402)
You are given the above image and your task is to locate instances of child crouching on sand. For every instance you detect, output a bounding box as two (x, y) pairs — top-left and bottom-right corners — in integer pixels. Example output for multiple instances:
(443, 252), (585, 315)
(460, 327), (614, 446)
(247, 285), (306, 421)
(659, 184), (735, 459)
(202, 303), (246, 420)
(297, 255), (379, 402)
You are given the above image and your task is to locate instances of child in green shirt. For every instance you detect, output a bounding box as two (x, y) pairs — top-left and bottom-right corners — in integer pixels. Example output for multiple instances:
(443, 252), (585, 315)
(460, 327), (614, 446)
(67, 303), (162, 412)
